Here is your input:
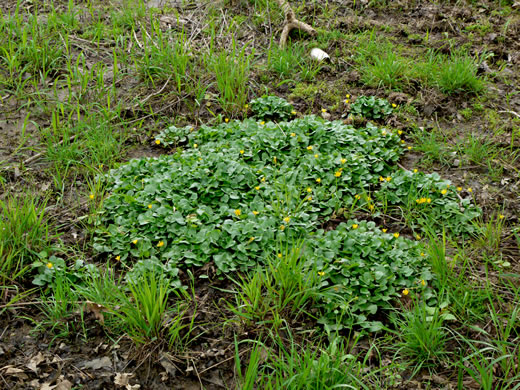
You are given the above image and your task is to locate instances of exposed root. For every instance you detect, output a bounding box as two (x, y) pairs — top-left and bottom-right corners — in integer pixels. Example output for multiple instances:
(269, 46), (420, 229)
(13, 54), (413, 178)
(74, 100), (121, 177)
(276, 0), (316, 48)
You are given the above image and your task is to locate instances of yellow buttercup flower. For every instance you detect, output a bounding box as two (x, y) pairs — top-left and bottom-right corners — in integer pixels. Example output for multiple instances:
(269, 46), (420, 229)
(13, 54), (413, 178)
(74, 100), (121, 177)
(318, 271), (325, 276)
(407, 146), (412, 150)
(416, 234), (421, 240)
(225, 118), (229, 123)
(234, 209), (241, 216)
(402, 289), (409, 296)
(260, 121), (265, 125)
(194, 143), (198, 148)
(467, 187), (473, 193)
(307, 187), (312, 193)
(132, 239), (138, 244)
(413, 169), (418, 173)
(280, 225), (285, 231)
(115, 255), (121, 261)
(244, 104), (249, 109)
(307, 145), (313, 150)
(273, 157), (277, 163)
(277, 253), (282, 258)
(441, 189), (447, 195)
(355, 194), (361, 200)
(240, 150), (245, 154)
(290, 132), (296, 137)
(307, 196), (312, 201)
(341, 158), (346, 164)
(321, 108), (327, 113)
(261, 177), (266, 182)
(381, 130), (387, 136)
(252, 211), (259, 215)
(382, 228), (387, 233)
(89, 194), (95, 200)
(255, 186), (260, 190)
(344, 99), (350, 104)
(291, 110), (296, 115)
(283, 216), (291, 223)
(148, 204), (153, 209)
(499, 214), (505, 220)
(46, 262), (53, 269)
(335, 171), (342, 177)
(393, 232), (400, 238)
(420, 280), (426, 286)
(420, 252), (426, 257)
(157, 241), (164, 247)
(397, 130), (403, 135)
(392, 103), (397, 108)
(315, 154), (319, 158)
(155, 139), (161, 145)
(352, 224), (359, 229)
(316, 178), (321, 183)
(457, 186), (462, 191)
(385, 176), (391, 182)
(346, 94), (350, 98)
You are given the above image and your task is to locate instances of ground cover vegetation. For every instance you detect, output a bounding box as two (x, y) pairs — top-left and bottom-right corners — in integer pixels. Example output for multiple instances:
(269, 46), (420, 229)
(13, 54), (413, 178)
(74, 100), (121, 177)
(1, 0), (520, 388)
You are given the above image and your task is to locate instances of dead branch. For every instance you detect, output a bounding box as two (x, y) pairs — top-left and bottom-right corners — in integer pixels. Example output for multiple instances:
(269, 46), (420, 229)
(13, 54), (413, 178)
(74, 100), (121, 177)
(276, 0), (316, 48)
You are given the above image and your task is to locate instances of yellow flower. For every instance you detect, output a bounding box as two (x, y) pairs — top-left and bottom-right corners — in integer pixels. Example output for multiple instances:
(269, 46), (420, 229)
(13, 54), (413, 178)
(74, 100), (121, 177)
(335, 171), (342, 177)
(225, 118), (229, 123)
(248, 236), (255, 242)
(99, 164), (103, 169)
(234, 209), (241, 217)
(277, 253), (282, 258)
(307, 187), (312, 193)
(244, 104), (249, 109)
(148, 204), (153, 209)
(273, 157), (277, 163)
(157, 241), (164, 247)
(314, 154), (319, 158)
(416, 234), (421, 240)
(260, 121), (265, 125)
(393, 232), (400, 238)
(401, 140), (405, 144)
(307, 145), (313, 150)
(346, 94), (350, 98)
(194, 143), (198, 148)
(240, 150), (245, 154)
(382, 228), (387, 233)
(307, 196), (312, 201)
(381, 130), (387, 136)
(283, 216), (291, 223)
(280, 225), (285, 231)
(290, 132), (296, 137)
(352, 224), (359, 229)
(392, 103), (397, 108)
(397, 130), (403, 135)
(407, 146), (412, 150)
(261, 177), (266, 182)
(420, 252), (426, 257)
(413, 169), (418, 173)
(385, 176), (391, 182)
(115, 255), (121, 261)
(467, 187), (473, 193)
(402, 289), (409, 296)
(316, 178), (321, 183)
(379, 176), (384, 182)
(291, 110), (296, 115)
(441, 189), (447, 195)
(89, 194), (95, 200)
(457, 186), (462, 191)
(344, 99), (350, 104)
(46, 262), (53, 269)
(132, 239), (138, 244)
(252, 211), (259, 216)
(426, 198), (432, 203)
(499, 214), (505, 220)
(368, 204), (374, 211)
(341, 158), (346, 164)
(255, 186), (260, 190)
(321, 108), (327, 113)
(355, 194), (361, 200)
(420, 280), (426, 286)
(155, 139), (161, 145)
(318, 271), (325, 276)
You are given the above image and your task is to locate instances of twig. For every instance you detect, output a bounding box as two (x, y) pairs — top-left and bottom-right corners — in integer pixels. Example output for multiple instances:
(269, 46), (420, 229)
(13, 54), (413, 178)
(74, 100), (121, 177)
(1, 135), (76, 172)
(499, 110), (520, 119)
(276, 0), (316, 48)
(198, 347), (251, 375)
(134, 75), (172, 108)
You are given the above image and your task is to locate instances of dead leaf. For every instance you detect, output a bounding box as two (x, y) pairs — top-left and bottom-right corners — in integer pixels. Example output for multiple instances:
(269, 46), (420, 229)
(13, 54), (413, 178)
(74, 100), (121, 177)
(40, 383), (56, 390)
(81, 356), (112, 370)
(86, 301), (110, 324)
(114, 373), (133, 387)
(27, 352), (45, 373)
(55, 379), (73, 390)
